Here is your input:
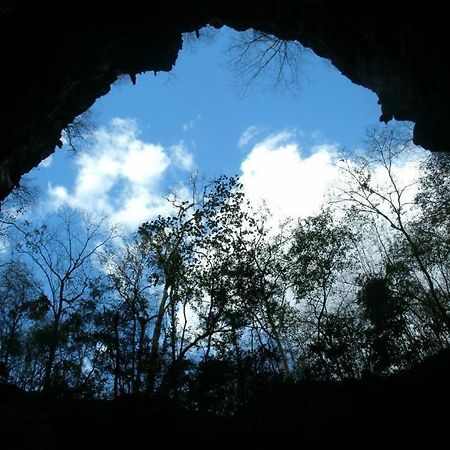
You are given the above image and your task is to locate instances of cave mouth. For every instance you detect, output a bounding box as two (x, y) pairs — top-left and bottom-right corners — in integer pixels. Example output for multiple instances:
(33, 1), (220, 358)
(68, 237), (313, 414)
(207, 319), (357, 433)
(1, 23), (445, 398)
(2, 2), (450, 202)
(1, 4), (449, 446)
(19, 25), (384, 230)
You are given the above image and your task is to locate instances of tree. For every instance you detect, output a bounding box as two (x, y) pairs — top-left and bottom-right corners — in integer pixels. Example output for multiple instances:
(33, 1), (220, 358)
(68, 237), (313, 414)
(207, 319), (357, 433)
(0, 260), (46, 383)
(337, 124), (450, 341)
(138, 176), (265, 395)
(62, 110), (94, 154)
(287, 209), (355, 379)
(228, 30), (306, 94)
(0, 182), (36, 260)
(357, 275), (409, 374)
(99, 234), (156, 395)
(15, 210), (114, 391)
(138, 199), (197, 394)
(230, 220), (294, 379)
(413, 152), (450, 306)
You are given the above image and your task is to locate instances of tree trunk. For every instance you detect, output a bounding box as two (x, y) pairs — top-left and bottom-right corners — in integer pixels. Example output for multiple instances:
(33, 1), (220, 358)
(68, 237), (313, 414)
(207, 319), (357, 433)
(169, 287), (177, 364)
(43, 312), (61, 392)
(3, 316), (20, 377)
(113, 313), (121, 398)
(135, 317), (147, 393)
(265, 302), (290, 378)
(146, 281), (170, 395)
(131, 312), (137, 393)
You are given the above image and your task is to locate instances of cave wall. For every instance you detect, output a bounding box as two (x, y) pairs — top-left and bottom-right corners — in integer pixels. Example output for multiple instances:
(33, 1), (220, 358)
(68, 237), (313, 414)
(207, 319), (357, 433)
(1, 1), (449, 200)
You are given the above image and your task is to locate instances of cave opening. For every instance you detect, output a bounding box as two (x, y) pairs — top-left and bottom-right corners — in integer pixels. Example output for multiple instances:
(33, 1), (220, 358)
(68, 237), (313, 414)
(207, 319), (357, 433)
(0, 16), (449, 449)
(19, 26), (384, 227)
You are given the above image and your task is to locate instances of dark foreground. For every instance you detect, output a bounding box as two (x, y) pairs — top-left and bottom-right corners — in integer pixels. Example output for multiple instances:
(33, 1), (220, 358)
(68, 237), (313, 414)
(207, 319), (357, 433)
(1, 351), (449, 449)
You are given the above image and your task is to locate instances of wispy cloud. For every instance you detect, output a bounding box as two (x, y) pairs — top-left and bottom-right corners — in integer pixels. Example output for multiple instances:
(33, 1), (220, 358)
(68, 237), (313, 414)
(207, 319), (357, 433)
(182, 114), (201, 132)
(48, 118), (195, 229)
(171, 141), (195, 171)
(182, 120), (195, 132)
(238, 125), (262, 148)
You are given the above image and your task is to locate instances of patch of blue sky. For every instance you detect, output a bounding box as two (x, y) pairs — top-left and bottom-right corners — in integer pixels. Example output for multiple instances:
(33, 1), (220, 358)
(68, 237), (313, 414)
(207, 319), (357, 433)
(25, 26), (384, 227)
(91, 26), (381, 173)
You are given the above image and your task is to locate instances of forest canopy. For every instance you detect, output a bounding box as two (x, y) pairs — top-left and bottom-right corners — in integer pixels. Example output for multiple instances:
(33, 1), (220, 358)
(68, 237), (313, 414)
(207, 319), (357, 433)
(0, 124), (449, 413)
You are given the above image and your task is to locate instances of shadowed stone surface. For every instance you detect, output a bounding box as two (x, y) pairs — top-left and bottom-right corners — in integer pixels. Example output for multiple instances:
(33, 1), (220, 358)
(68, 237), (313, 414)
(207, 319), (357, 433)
(1, 349), (449, 449)
(1, 1), (449, 199)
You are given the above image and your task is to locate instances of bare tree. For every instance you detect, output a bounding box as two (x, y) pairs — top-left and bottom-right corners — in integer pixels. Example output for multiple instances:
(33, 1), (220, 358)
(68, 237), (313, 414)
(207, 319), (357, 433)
(228, 30), (306, 95)
(99, 234), (156, 395)
(15, 209), (115, 390)
(336, 124), (450, 337)
(62, 110), (95, 154)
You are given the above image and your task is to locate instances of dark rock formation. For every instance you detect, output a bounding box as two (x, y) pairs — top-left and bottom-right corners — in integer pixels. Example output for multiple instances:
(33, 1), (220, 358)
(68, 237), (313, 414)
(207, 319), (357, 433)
(1, 1), (449, 200)
(1, 350), (449, 449)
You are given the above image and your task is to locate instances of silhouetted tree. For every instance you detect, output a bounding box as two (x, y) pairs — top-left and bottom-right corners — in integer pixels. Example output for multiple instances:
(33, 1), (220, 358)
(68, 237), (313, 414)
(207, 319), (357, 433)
(62, 110), (94, 154)
(100, 234), (155, 395)
(0, 261), (45, 383)
(15, 210), (114, 391)
(357, 275), (408, 374)
(289, 209), (354, 374)
(0, 125), (447, 406)
(337, 124), (450, 341)
(228, 29), (306, 94)
(139, 176), (261, 395)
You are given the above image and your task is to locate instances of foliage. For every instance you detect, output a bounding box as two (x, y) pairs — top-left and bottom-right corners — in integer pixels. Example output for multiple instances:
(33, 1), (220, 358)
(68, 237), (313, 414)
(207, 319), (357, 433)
(0, 128), (448, 416)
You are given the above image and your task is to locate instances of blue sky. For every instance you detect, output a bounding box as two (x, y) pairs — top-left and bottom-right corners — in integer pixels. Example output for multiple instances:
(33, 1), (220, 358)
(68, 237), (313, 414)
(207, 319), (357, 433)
(28, 27), (384, 229)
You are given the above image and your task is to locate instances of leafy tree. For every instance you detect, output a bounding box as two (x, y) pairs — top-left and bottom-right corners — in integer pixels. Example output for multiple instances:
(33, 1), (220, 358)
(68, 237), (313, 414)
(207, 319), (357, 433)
(14, 210), (114, 391)
(288, 209), (355, 379)
(138, 176), (266, 394)
(230, 221), (294, 378)
(337, 124), (450, 340)
(0, 261), (46, 383)
(357, 275), (408, 374)
(99, 234), (157, 395)
(0, 130), (447, 404)
(412, 153), (450, 307)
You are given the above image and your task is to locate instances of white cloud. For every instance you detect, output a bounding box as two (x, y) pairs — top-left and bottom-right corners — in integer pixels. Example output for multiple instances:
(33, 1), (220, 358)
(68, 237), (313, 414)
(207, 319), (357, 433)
(111, 187), (171, 228)
(240, 129), (427, 229)
(49, 185), (69, 204)
(240, 131), (339, 225)
(171, 142), (195, 171)
(238, 125), (262, 148)
(48, 118), (194, 229)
